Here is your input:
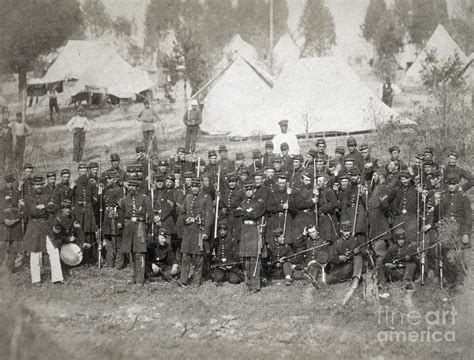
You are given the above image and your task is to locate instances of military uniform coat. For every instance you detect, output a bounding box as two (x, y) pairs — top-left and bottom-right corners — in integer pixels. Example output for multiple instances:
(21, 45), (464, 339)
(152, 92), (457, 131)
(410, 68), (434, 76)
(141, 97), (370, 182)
(102, 186), (123, 235)
(72, 179), (98, 233)
(180, 191), (213, 255)
(118, 193), (153, 253)
(440, 191), (472, 236)
(53, 213), (85, 246)
(236, 196), (265, 257)
(0, 187), (22, 242)
(266, 189), (294, 244)
(23, 193), (59, 252)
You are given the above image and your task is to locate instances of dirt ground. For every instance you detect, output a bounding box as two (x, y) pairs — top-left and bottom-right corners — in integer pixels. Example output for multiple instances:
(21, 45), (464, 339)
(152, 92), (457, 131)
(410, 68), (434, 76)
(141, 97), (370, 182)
(0, 255), (472, 360)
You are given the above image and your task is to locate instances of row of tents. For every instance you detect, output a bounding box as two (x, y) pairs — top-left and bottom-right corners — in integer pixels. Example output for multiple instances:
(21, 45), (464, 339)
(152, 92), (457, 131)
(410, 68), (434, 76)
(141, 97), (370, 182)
(195, 25), (471, 137)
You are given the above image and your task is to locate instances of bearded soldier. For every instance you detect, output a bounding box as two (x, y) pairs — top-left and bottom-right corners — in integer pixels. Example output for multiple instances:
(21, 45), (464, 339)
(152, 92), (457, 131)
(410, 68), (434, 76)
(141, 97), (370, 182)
(391, 170), (419, 242)
(56, 169), (74, 203)
(211, 223), (243, 285)
(266, 174), (294, 244)
(118, 180), (153, 285)
(179, 177), (213, 287)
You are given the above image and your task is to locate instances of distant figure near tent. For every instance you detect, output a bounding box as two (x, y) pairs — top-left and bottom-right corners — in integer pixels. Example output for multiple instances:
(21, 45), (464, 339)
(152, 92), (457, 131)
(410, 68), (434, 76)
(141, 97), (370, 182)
(67, 108), (90, 163)
(272, 120), (300, 155)
(183, 99), (202, 154)
(381, 77), (394, 107)
(49, 87), (60, 123)
(137, 100), (159, 154)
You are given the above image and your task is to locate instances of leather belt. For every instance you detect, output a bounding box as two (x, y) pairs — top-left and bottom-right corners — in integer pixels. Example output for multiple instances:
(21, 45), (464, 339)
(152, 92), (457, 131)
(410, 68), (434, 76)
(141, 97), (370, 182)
(243, 220), (256, 225)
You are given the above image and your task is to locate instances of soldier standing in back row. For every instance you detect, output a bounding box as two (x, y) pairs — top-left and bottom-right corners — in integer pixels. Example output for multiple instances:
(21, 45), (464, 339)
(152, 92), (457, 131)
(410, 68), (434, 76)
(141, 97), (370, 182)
(183, 99), (202, 154)
(67, 107), (90, 163)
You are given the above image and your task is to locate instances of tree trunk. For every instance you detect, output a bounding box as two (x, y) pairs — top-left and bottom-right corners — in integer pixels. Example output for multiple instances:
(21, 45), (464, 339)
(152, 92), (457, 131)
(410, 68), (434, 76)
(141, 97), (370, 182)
(17, 68), (27, 100)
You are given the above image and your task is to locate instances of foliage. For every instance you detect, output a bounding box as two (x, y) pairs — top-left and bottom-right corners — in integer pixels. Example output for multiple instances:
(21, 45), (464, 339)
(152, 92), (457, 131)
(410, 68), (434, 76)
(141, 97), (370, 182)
(111, 16), (133, 38)
(408, 0), (448, 47)
(0, 0), (82, 91)
(81, 0), (110, 38)
(362, 0), (388, 43)
(299, 0), (336, 57)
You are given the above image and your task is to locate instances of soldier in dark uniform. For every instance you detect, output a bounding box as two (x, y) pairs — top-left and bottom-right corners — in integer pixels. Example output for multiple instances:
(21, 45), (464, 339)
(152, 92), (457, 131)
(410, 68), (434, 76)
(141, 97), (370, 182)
(263, 164), (277, 193)
(217, 145), (235, 179)
(101, 171), (124, 268)
(149, 228), (179, 281)
(334, 146), (345, 176)
(344, 137), (364, 173)
(234, 152), (246, 174)
(326, 220), (364, 287)
(267, 228), (294, 285)
(273, 156), (288, 181)
(423, 145), (439, 169)
(304, 148), (318, 173)
(280, 143), (293, 174)
(359, 143), (378, 185)
(219, 173), (243, 239)
(0, 174), (23, 272)
(368, 170), (392, 286)
(298, 224), (330, 287)
(23, 175), (63, 285)
(266, 175), (294, 244)
(159, 174), (178, 242)
(56, 169), (74, 203)
(421, 160), (435, 190)
(383, 228), (417, 289)
(386, 160), (401, 190)
(315, 138), (329, 163)
(43, 171), (59, 225)
(179, 177), (213, 287)
(52, 199), (87, 251)
(234, 181), (265, 292)
(381, 77), (394, 107)
(262, 141), (275, 167)
(237, 169), (250, 190)
(391, 170), (419, 242)
(443, 150), (472, 192)
(387, 146), (405, 170)
(19, 163), (35, 198)
(118, 180), (153, 285)
(72, 163), (98, 264)
(102, 153), (127, 183)
(290, 171), (317, 252)
(204, 150), (219, 189)
(135, 145), (149, 177)
(289, 154), (305, 190)
(253, 171), (270, 208)
(315, 174), (340, 243)
(88, 162), (100, 185)
(248, 149), (263, 177)
(210, 223), (243, 285)
(340, 168), (367, 240)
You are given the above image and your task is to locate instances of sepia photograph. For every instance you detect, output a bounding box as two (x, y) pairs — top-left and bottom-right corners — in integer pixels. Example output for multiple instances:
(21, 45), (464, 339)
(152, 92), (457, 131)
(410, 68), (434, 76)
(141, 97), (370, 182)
(0, 0), (472, 359)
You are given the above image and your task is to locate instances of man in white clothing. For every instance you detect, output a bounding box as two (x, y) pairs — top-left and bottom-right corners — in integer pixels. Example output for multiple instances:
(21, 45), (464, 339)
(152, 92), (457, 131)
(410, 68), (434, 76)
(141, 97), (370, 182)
(67, 107), (91, 162)
(271, 120), (300, 155)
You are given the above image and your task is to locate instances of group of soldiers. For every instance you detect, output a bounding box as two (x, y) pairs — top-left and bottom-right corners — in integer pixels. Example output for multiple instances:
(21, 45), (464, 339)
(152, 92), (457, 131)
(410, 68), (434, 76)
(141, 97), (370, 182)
(0, 135), (472, 294)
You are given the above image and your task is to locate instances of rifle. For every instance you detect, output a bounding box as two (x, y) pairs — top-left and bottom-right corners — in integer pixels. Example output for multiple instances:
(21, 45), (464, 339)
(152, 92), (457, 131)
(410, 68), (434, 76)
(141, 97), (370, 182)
(148, 159), (155, 240)
(253, 216), (266, 277)
(351, 183), (361, 236)
(355, 222), (406, 252)
(211, 261), (243, 269)
(275, 241), (330, 263)
(197, 156), (201, 177)
(313, 158), (318, 229)
(213, 165), (221, 239)
(420, 191), (427, 285)
(98, 160), (103, 269)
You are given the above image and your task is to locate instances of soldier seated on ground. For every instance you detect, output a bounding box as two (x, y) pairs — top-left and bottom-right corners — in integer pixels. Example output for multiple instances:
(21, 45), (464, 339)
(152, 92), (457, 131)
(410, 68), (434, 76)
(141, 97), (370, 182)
(297, 225), (330, 288)
(148, 228), (179, 282)
(383, 228), (417, 290)
(267, 228), (294, 286)
(211, 223), (243, 285)
(326, 220), (364, 288)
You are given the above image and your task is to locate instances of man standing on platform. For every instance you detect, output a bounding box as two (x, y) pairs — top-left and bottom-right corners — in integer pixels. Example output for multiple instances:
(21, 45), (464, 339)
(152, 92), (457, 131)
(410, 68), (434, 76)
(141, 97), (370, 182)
(272, 120), (300, 155)
(137, 100), (159, 153)
(183, 99), (202, 154)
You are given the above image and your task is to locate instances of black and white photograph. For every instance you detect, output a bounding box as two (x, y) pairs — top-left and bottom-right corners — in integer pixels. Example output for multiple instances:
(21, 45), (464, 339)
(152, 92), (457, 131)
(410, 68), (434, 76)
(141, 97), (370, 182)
(0, 0), (472, 359)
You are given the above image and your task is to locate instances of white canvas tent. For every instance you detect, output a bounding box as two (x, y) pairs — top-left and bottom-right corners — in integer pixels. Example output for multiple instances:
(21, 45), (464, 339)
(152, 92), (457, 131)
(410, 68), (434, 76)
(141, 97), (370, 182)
(251, 57), (413, 136)
(272, 34), (301, 74)
(192, 56), (273, 137)
(40, 40), (120, 84)
(216, 34), (260, 71)
(401, 25), (467, 87)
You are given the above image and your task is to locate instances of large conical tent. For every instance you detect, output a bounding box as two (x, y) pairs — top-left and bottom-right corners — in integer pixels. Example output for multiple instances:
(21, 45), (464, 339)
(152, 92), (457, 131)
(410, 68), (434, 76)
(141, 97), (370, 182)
(251, 57), (413, 136)
(401, 25), (467, 87)
(193, 56), (273, 137)
(272, 33), (300, 74)
(216, 34), (260, 71)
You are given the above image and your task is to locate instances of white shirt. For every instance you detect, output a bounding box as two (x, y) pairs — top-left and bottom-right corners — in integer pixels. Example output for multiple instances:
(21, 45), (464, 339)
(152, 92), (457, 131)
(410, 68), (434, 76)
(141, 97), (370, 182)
(272, 132), (300, 155)
(67, 116), (90, 132)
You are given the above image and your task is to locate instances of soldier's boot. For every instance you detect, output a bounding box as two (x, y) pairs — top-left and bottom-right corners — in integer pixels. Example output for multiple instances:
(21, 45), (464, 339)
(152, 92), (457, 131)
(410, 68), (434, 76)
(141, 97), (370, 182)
(133, 253), (146, 285)
(104, 239), (115, 267)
